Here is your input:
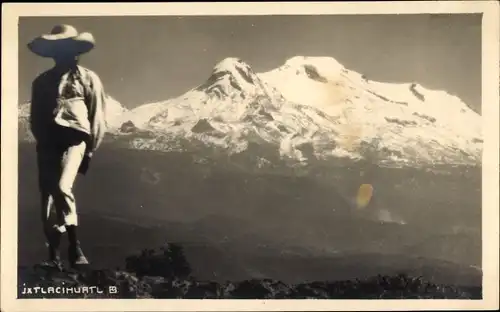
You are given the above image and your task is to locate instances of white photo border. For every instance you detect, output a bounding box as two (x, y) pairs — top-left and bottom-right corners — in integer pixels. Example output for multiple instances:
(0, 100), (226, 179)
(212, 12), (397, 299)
(2, 2), (499, 311)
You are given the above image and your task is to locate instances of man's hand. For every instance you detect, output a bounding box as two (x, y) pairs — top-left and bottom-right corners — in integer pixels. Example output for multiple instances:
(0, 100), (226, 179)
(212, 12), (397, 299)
(78, 153), (92, 175)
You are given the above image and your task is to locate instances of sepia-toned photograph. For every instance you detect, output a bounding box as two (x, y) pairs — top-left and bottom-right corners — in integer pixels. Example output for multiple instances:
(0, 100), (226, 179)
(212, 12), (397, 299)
(2, 2), (499, 311)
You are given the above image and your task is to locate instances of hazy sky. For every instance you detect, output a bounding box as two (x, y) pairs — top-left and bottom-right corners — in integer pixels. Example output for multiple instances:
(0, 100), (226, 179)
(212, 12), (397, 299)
(19, 14), (481, 112)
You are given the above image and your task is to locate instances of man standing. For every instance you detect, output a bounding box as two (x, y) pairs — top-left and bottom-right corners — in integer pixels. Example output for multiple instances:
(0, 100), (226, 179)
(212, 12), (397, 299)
(28, 24), (107, 269)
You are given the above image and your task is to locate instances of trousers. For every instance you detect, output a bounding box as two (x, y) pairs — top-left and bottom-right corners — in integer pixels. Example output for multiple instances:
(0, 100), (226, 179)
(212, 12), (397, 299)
(36, 127), (88, 234)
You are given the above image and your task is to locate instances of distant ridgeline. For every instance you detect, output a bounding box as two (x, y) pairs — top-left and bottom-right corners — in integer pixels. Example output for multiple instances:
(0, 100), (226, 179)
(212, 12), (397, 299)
(18, 244), (481, 299)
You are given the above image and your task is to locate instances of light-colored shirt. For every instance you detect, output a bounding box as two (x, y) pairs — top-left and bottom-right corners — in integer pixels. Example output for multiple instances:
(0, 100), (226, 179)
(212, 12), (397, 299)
(30, 65), (107, 155)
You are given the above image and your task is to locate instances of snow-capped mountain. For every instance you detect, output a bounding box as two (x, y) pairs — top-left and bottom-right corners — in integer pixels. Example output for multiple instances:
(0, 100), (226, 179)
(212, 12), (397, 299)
(114, 56), (482, 167)
(259, 56), (482, 165)
(19, 56), (482, 167)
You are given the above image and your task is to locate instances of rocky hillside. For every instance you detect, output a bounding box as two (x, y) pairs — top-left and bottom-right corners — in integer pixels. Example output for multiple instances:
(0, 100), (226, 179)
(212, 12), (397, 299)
(18, 244), (481, 299)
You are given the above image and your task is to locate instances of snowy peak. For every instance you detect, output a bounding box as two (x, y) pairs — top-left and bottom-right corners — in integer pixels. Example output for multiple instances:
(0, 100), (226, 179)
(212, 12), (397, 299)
(196, 57), (255, 98)
(280, 56), (346, 83)
(196, 57), (283, 101)
(212, 57), (254, 80)
(259, 56), (362, 114)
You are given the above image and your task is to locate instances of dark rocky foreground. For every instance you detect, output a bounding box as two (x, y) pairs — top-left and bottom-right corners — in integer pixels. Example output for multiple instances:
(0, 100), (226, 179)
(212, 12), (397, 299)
(18, 244), (481, 299)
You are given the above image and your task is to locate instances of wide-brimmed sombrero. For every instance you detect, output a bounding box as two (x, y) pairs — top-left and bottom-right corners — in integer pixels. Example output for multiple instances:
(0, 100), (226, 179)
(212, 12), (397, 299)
(28, 24), (95, 58)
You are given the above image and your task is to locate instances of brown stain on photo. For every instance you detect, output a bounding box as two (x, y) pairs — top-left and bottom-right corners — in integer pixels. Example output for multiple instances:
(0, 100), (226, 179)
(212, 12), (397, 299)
(323, 80), (350, 106)
(319, 77), (364, 152)
(338, 123), (363, 152)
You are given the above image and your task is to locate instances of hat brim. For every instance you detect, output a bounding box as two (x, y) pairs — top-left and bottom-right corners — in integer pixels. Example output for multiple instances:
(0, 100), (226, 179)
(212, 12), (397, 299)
(28, 32), (95, 58)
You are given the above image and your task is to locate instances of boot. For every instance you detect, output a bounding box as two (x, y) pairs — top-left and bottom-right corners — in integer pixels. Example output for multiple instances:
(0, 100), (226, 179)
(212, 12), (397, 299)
(68, 241), (89, 268)
(44, 230), (64, 271)
(66, 225), (89, 268)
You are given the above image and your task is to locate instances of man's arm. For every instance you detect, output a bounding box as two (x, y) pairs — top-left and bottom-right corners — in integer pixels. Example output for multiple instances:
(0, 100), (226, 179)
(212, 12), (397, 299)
(86, 71), (108, 157)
